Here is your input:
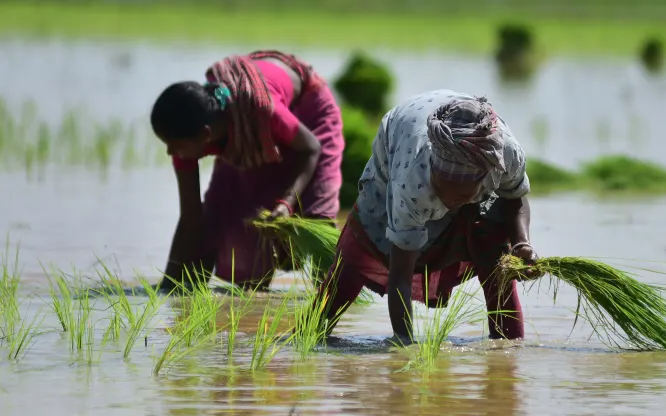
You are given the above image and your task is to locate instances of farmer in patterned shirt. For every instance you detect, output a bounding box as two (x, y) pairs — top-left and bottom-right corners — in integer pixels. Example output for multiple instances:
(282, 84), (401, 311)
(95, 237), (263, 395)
(312, 89), (538, 344)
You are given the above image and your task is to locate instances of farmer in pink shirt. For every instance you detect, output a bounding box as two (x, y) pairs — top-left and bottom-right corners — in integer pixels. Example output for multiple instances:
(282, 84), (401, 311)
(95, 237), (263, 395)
(150, 50), (345, 292)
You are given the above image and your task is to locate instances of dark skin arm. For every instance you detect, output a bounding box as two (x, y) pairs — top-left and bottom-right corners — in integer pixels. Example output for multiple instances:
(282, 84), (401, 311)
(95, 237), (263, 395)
(160, 166), (215, 291)
(269, 123), (322, 218)
(499, 195), (538, 266)
(387, 244), (420, 344)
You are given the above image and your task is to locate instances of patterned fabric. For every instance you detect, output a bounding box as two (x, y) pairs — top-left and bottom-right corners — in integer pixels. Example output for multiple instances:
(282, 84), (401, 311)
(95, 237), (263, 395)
(314, 202), (525, 339)
(206, 56), (276, 170)
(247, 50), (325, 93)
(428, 96), (506, 182)
(355, 89), (531, 256)
(205, 50), (323, 170)
(201, 83), (344, 286)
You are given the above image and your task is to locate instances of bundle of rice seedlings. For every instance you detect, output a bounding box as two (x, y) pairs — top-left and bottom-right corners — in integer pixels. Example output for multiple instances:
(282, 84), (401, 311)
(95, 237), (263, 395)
(251, 211), (374, 304)
(252, 210), (340, 278)
(495, 254), (666, 351)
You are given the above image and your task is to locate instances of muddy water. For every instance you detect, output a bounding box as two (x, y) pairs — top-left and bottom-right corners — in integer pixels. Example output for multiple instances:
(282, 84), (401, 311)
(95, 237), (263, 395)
(3, 169), (666, 415)
(2, 38), (666, 415)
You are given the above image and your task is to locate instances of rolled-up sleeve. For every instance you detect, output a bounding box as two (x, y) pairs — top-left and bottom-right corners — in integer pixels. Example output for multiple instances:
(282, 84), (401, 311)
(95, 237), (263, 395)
(386, 181), (428, 251)
(495, 143), (531, 199)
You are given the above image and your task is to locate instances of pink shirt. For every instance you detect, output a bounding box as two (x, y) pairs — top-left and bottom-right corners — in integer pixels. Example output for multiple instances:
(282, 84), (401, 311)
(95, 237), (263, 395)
(172, 60), (301, 170)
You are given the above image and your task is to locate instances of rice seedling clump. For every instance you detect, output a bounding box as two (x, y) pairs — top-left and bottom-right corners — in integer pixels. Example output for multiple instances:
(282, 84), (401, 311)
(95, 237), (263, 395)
(495, 254), (666, 351)
(251, 211), (374, 304)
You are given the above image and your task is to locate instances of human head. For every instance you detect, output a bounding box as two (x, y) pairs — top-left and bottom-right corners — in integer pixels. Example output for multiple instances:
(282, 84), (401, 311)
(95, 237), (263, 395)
(427, 97), (506, 210)
(150, 81), (230, 159)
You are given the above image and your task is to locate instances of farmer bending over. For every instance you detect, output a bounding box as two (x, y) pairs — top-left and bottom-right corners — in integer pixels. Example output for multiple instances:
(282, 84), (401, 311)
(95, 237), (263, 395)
(150, 50), (344, 293)
(314, 89), (537, 342)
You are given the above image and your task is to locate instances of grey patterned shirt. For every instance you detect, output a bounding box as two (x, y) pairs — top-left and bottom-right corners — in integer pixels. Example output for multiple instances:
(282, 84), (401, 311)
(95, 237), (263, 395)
(355, 89), (531, 256)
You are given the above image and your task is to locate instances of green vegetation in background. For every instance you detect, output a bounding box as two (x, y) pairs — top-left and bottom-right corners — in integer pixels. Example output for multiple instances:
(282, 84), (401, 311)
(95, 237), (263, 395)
(1, 2), (666, 56)
(494, 24), (541, 83)
(583, 155), (666, 194)
(526, 159), (581, 195)
(339, 106), (377, 208)
(639, 37), (665, 73)
(2, 99), (666, 201)
(333, 52), (394, 120)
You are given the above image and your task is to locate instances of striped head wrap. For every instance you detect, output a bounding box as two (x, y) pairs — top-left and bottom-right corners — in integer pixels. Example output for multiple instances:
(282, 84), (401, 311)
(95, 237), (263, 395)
(427, 96), (506, 182)
(205, 51), (324, 170)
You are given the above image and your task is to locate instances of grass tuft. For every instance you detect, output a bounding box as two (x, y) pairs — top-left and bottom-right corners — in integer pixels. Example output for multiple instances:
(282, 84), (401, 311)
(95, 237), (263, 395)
(249, 294), (294, 372)
(393, 268), (493, 372)
(1, 239), (44, 361)
(290, 257), (347, 361)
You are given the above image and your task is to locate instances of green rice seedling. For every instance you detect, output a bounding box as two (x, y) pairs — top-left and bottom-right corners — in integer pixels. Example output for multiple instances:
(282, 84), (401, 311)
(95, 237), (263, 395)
(70, 288), (93, 353)
(1, 238), (22, 345)
(251, 210), (340, 281)
(102, 307), (122, 343)
(224, 270), (256, 358)
(158, 259), (257, 360)
(394, 268), (494, 372)
(43, 265), (107, 364)
(152, 305), (221, 376)
(91, 261), (168, 358)
(251, 210), (375, 304)
(0, 241), (47, 361)
(43, 264), (74, 333)
(136, 274), (164, 309)
(249, 294), (295, 372)
(291, 257), (347, 361)
(94, 263), (139, 327)
(170, 270), (221, 348)
(151, 268), (227, 374)
(495, 254), (666, 351)
(122, 297), (162, 358)
(122, 278), (168, 359)
(5, 305), (44, 361)
(121, 127), (140, 170)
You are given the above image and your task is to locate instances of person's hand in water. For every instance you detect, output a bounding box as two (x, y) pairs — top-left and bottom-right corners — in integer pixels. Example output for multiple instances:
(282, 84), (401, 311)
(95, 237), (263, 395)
(511, 242), (541, 280)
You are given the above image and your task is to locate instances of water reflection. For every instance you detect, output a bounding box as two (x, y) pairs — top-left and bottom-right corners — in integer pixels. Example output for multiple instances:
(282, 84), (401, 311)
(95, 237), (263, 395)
(154, 349), (524, 415)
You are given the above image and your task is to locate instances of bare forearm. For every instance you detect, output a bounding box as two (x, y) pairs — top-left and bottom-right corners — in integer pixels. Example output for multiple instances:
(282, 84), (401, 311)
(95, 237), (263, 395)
(282, 150), (320, 210)
(280, 124), (322, 211)
(162, 167), (212, 288)
(501, 196), (531, 245)
(387, 244), (419, 340)
(164, 214), (206, 279)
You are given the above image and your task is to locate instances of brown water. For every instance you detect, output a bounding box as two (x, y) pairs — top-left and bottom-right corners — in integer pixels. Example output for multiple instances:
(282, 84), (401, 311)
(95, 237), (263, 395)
(3, 39), (666, 415)
(3, 169), (666, 415)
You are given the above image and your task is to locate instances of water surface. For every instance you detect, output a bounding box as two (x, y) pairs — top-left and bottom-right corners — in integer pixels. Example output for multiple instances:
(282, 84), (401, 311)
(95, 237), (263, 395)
(2, 39), (666, 415)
